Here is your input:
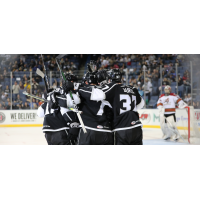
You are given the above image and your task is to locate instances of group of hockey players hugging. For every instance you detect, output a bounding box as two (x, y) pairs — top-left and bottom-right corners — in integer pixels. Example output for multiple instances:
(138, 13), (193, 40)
(37, 61), (188, 145)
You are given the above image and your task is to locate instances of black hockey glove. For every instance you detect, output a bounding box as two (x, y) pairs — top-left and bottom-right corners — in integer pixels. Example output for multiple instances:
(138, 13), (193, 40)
(48, 91), (59, 109)
(67, 122), (80, 145)
(62, 80), (74, 94)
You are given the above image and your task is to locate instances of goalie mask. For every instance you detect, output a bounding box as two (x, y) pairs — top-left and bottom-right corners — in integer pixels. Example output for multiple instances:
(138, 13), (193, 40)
(164, 85), (171, 96)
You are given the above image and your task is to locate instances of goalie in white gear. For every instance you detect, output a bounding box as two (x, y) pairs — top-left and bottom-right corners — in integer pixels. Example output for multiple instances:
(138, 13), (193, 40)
(157, 85), (188, 141)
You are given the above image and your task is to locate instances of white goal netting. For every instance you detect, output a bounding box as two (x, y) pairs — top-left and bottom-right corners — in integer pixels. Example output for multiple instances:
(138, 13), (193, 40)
(176, 107), (200, 144)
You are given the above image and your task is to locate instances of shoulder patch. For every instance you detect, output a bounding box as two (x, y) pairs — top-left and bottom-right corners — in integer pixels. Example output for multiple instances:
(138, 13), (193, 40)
(170, 93), (176, 96)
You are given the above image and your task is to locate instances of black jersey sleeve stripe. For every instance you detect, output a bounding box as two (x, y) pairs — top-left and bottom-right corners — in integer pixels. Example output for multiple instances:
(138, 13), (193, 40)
(104, 83), (118, 93)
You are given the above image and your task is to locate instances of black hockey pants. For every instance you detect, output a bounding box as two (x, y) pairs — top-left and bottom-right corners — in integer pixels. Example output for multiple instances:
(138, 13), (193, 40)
(44, 130), (70, 145)
(78, 129), (114, 145)
(115, 126), (143, 145)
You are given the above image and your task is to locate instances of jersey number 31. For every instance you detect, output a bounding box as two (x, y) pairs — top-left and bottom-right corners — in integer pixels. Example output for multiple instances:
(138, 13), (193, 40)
(120, 94), (137, 114)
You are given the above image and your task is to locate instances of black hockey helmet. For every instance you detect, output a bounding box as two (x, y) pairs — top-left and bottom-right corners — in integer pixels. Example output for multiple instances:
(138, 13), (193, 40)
(84, 71), (98, 85)
(96, 70), (109, 85)
(109, 69), (122, 83)
(64, 72), (78, 82)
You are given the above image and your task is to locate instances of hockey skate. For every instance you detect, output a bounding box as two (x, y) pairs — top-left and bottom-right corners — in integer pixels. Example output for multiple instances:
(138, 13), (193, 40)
(163, 135), (171, 140)
(173, 132), (180, 141)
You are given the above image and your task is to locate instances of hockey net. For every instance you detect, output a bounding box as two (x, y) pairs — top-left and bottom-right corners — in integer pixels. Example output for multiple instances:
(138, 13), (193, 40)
(176, 106), (200, 144)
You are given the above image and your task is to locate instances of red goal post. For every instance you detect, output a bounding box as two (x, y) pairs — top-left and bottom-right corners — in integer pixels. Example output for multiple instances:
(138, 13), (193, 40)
(176, 106), (200, 144)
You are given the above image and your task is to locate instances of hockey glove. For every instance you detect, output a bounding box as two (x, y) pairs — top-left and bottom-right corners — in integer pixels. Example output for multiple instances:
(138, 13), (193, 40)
(62, 80), (74, 94)
(49, 91), (59, 109)
(67, 122), (80, 145)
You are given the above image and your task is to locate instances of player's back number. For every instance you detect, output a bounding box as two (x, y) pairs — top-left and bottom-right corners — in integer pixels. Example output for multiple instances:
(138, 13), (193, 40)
(120, 94), (136, 114)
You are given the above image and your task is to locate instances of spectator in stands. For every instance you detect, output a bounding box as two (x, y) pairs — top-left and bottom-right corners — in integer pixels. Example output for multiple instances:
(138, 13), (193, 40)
(193, 102), (197, 109)
(175, 59), (180, 66)
(48, 60), (56, 71)
(1, 92), (7, 101)
(133, 68), (138, 77)
(29, 59), (36, 68)
(30, 98), (37, 109)
(169, 74), (175, 82)
(17, 104), (23, 110)
(5, 102), (11, 110)
(182, 72), (187, 81)
(131, 54), (136, 60)
(151, 69), (159, 82)
(187, 93), (192, 104)
(129, 78), (137, 87)
(14, 94), (22, 104)
(70, 62), (77, 71)
(19, 81), (24, 89)
(3, 69), (7, 76)
(162, 77), (170, 86)
(33, 103), (38, 109)
(23, 74), (30, 82)
(183, 94), (188, 103)
(197, 102), (200, 109)
(137, 82), (144, 97)
(142, 78), (152, 104)
(24, 81), (31, 90)
(12, 81), (20, 100)
(178, 76), (183, 86)
(2, 102), (6, 109)
(108, 56), (114, 66)
(23, 64), (28, 71)
(183, 77), (191, 95)
(149, 54), (156, 61)
(32, 79), (39, 91)
(146, 70), (152, 79)
(0, 74), (4, 82)
(177, 54), (185, 61)
(0, 103), (3, 110)
(4, 85), (10, 94)
(22, 101), (30, 109)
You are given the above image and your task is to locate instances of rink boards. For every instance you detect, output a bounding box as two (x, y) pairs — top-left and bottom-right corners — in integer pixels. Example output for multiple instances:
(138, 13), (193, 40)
(0, 109), (200, 130)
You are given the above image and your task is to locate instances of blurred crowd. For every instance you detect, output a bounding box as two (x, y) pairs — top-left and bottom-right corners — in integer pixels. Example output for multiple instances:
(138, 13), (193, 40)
(0, 54), (84, 110)
(0, 54), (199, 110)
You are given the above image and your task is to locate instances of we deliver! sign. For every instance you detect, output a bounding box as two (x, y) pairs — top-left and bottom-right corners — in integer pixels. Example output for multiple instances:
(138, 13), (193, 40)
(0, 110), (43, 127)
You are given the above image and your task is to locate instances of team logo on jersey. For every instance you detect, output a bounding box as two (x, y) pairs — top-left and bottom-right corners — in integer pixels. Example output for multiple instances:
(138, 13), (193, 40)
(131, 121), (136, 125)
(43, 125), (50, 128)
(0, 112), (6, 123)
(97, 125), (103, 129)
(164, 98), (169, 103)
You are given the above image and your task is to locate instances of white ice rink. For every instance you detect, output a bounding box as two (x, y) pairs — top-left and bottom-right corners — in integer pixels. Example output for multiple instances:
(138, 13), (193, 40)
(0, 127), (189, 145)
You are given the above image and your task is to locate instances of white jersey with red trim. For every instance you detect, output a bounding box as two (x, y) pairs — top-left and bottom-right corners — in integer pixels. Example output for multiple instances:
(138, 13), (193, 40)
(157, 93), (184, 114)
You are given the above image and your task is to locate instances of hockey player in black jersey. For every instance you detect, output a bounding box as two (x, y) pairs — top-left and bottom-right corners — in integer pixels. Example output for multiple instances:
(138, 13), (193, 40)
(47, 73), (81, 145)
(95, 69), (145, 145)
(75, 62), (114, 145)
(37, 92), (70, 145)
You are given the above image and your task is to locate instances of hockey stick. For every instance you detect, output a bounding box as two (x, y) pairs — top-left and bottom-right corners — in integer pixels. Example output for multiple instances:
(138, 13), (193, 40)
(55, 59), (87, 133)
(40, 54), (50, 92)
(23, 91), (82, 114)
(23, 91), (48, 102)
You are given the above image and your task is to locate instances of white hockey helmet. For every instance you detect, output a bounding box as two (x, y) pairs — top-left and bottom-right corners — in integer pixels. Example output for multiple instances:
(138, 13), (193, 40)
(164, 85), (171, 96)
